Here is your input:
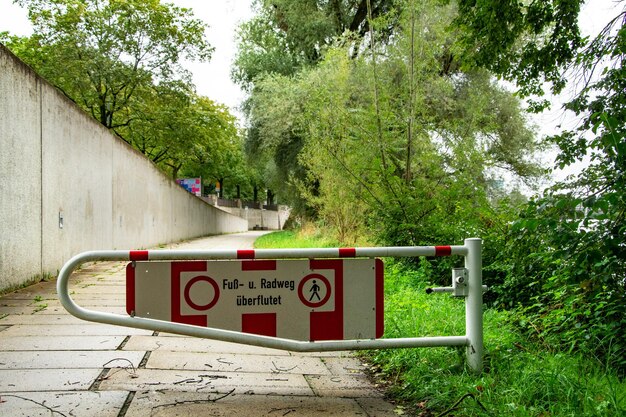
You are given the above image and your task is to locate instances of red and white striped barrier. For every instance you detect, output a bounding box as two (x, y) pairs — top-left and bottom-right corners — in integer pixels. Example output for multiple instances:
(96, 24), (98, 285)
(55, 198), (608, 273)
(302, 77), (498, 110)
(57, 239), (483, 373)
(125, 244), (465, 262)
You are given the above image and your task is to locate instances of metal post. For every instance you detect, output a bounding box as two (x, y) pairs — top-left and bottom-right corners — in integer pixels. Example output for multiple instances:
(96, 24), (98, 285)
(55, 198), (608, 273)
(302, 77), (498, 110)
(464, 238), (483, 373)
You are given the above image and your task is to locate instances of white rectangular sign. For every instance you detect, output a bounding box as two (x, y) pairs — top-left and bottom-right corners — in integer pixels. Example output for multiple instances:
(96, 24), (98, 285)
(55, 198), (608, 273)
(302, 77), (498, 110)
(126, 259), (384, 341)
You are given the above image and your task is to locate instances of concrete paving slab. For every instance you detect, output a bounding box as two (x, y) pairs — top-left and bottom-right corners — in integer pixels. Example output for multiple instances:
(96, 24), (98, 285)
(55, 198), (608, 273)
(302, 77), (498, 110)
(69, 292), (125, 299)
(72, 283), (127, 290)
(43, 299), (126, 307)
(77, 263), (124, 269)
(75, 264), (118, 273)
(305, 374), (384, 398)
(99, 369), (314, 396)
(0, 324), (152, 336)
(123, 335), (290, 356)
(54, 289), (125, 296)
(0, 335), (125, 351)
(292, 350), (356, 358)
(355, 397), (400, 416)
(70, 280), (126, 287)
(0, 314), (87, 325)
(70, 277), (126, 294)
(0, 391), (128, 417)
(322, 356), (368, 375)
(71, 286), (126, 292)
(74, 271), (119, 277)
(5, 282), (57, 296)
(166, 233), (263, 250)
(34, 305), (127, 315)
(70, 279), (117, 285)
(146, 334), (355, 357)
(125, 392), (369, 417)
(146, 351), (330, 375)
(45, 296), (126, 304)
(0, 299), (38, 307)
(72, 275), (125, 282)
(0, 350), (145, 369)
(1, 293), (57, 301)
(74, 265), (125, 273)
(0, 306), (39, 315)
(78, 274), (124, 281)
(0, 369), (101, 392)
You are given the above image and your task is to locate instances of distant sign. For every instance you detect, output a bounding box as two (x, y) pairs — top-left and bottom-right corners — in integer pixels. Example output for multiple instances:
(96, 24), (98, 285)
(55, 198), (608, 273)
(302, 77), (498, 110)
(126, 259), (384, 341)
(176, 178), (201, 196)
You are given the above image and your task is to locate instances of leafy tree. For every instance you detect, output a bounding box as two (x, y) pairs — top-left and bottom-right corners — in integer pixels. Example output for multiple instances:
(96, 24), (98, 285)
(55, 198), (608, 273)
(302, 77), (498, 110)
(242, 71), (311, 211)
(450, 0), (584, 109)
(232, 9), (305, 90)
(233, 0), (399, 89)
(9, 0), (213, 133)
(247, 0), (542, 247)
(2, 0), (250, 190)
(174, 97), (247, 196)
(234, 0), (401, 209)
(115, 80), (194, 175)
(115, 87), (242, 182)
(455, 0), (626, 373)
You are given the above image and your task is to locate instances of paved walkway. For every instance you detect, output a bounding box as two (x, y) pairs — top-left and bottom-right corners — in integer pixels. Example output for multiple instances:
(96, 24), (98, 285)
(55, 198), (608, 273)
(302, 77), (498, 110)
(0, 232), (396, 416)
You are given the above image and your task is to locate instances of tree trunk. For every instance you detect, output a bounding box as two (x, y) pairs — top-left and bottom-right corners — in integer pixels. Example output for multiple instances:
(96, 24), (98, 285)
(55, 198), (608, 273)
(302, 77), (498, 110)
(171, 164), (181, 180)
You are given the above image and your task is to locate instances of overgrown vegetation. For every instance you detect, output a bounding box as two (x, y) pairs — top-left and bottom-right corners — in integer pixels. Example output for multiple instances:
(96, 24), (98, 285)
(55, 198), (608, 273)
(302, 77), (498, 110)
(238, 0), (626, 377)
(254, 225), (340, 249)
(472, 3), (626, 377)
(377, 260), (625, 416)
(257, 228), (626, 416)
(239, 0), (542, 241)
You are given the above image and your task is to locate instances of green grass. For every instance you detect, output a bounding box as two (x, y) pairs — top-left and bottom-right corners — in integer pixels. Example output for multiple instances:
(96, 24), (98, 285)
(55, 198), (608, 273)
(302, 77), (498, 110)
(256, 230), (626, 416)
(33, 303), (48, 313)
(254, 229), (340, 249)
(369, 261), (626, 416)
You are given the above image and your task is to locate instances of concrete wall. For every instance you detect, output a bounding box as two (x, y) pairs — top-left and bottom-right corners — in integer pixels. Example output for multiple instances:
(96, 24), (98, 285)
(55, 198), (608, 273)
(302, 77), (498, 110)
(219, 206), (291, 231)
(0, 46), (43, 289)
(0, 44), (248, 292)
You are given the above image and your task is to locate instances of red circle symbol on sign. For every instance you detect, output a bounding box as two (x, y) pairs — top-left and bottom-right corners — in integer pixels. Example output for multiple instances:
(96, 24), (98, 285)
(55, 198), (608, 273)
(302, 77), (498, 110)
(184, 276), (220, 311)
(298, 273), (331, 308)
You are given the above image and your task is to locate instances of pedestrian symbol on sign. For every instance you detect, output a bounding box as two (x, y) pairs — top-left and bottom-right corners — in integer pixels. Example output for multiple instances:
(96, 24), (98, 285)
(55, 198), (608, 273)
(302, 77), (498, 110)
(298, 274), (331, 308)
(309, 280), (321, 301)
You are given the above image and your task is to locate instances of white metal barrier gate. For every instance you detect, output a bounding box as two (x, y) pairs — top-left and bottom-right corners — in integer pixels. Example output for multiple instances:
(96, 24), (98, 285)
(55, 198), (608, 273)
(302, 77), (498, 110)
(57, 238), (484, 373)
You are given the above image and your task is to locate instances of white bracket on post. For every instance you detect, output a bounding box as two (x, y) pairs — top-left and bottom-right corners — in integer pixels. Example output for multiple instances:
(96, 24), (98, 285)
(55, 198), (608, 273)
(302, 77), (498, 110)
(452, 267), (468, 297)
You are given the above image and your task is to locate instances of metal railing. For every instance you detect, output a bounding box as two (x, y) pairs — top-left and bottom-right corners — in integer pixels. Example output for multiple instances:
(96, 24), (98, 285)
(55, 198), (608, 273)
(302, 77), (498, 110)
(56, 238), (484, 373)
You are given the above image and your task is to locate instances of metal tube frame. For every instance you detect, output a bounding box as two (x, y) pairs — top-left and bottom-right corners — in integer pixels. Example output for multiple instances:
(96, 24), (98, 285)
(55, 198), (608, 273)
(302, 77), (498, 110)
(57, 238), (483, 373)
